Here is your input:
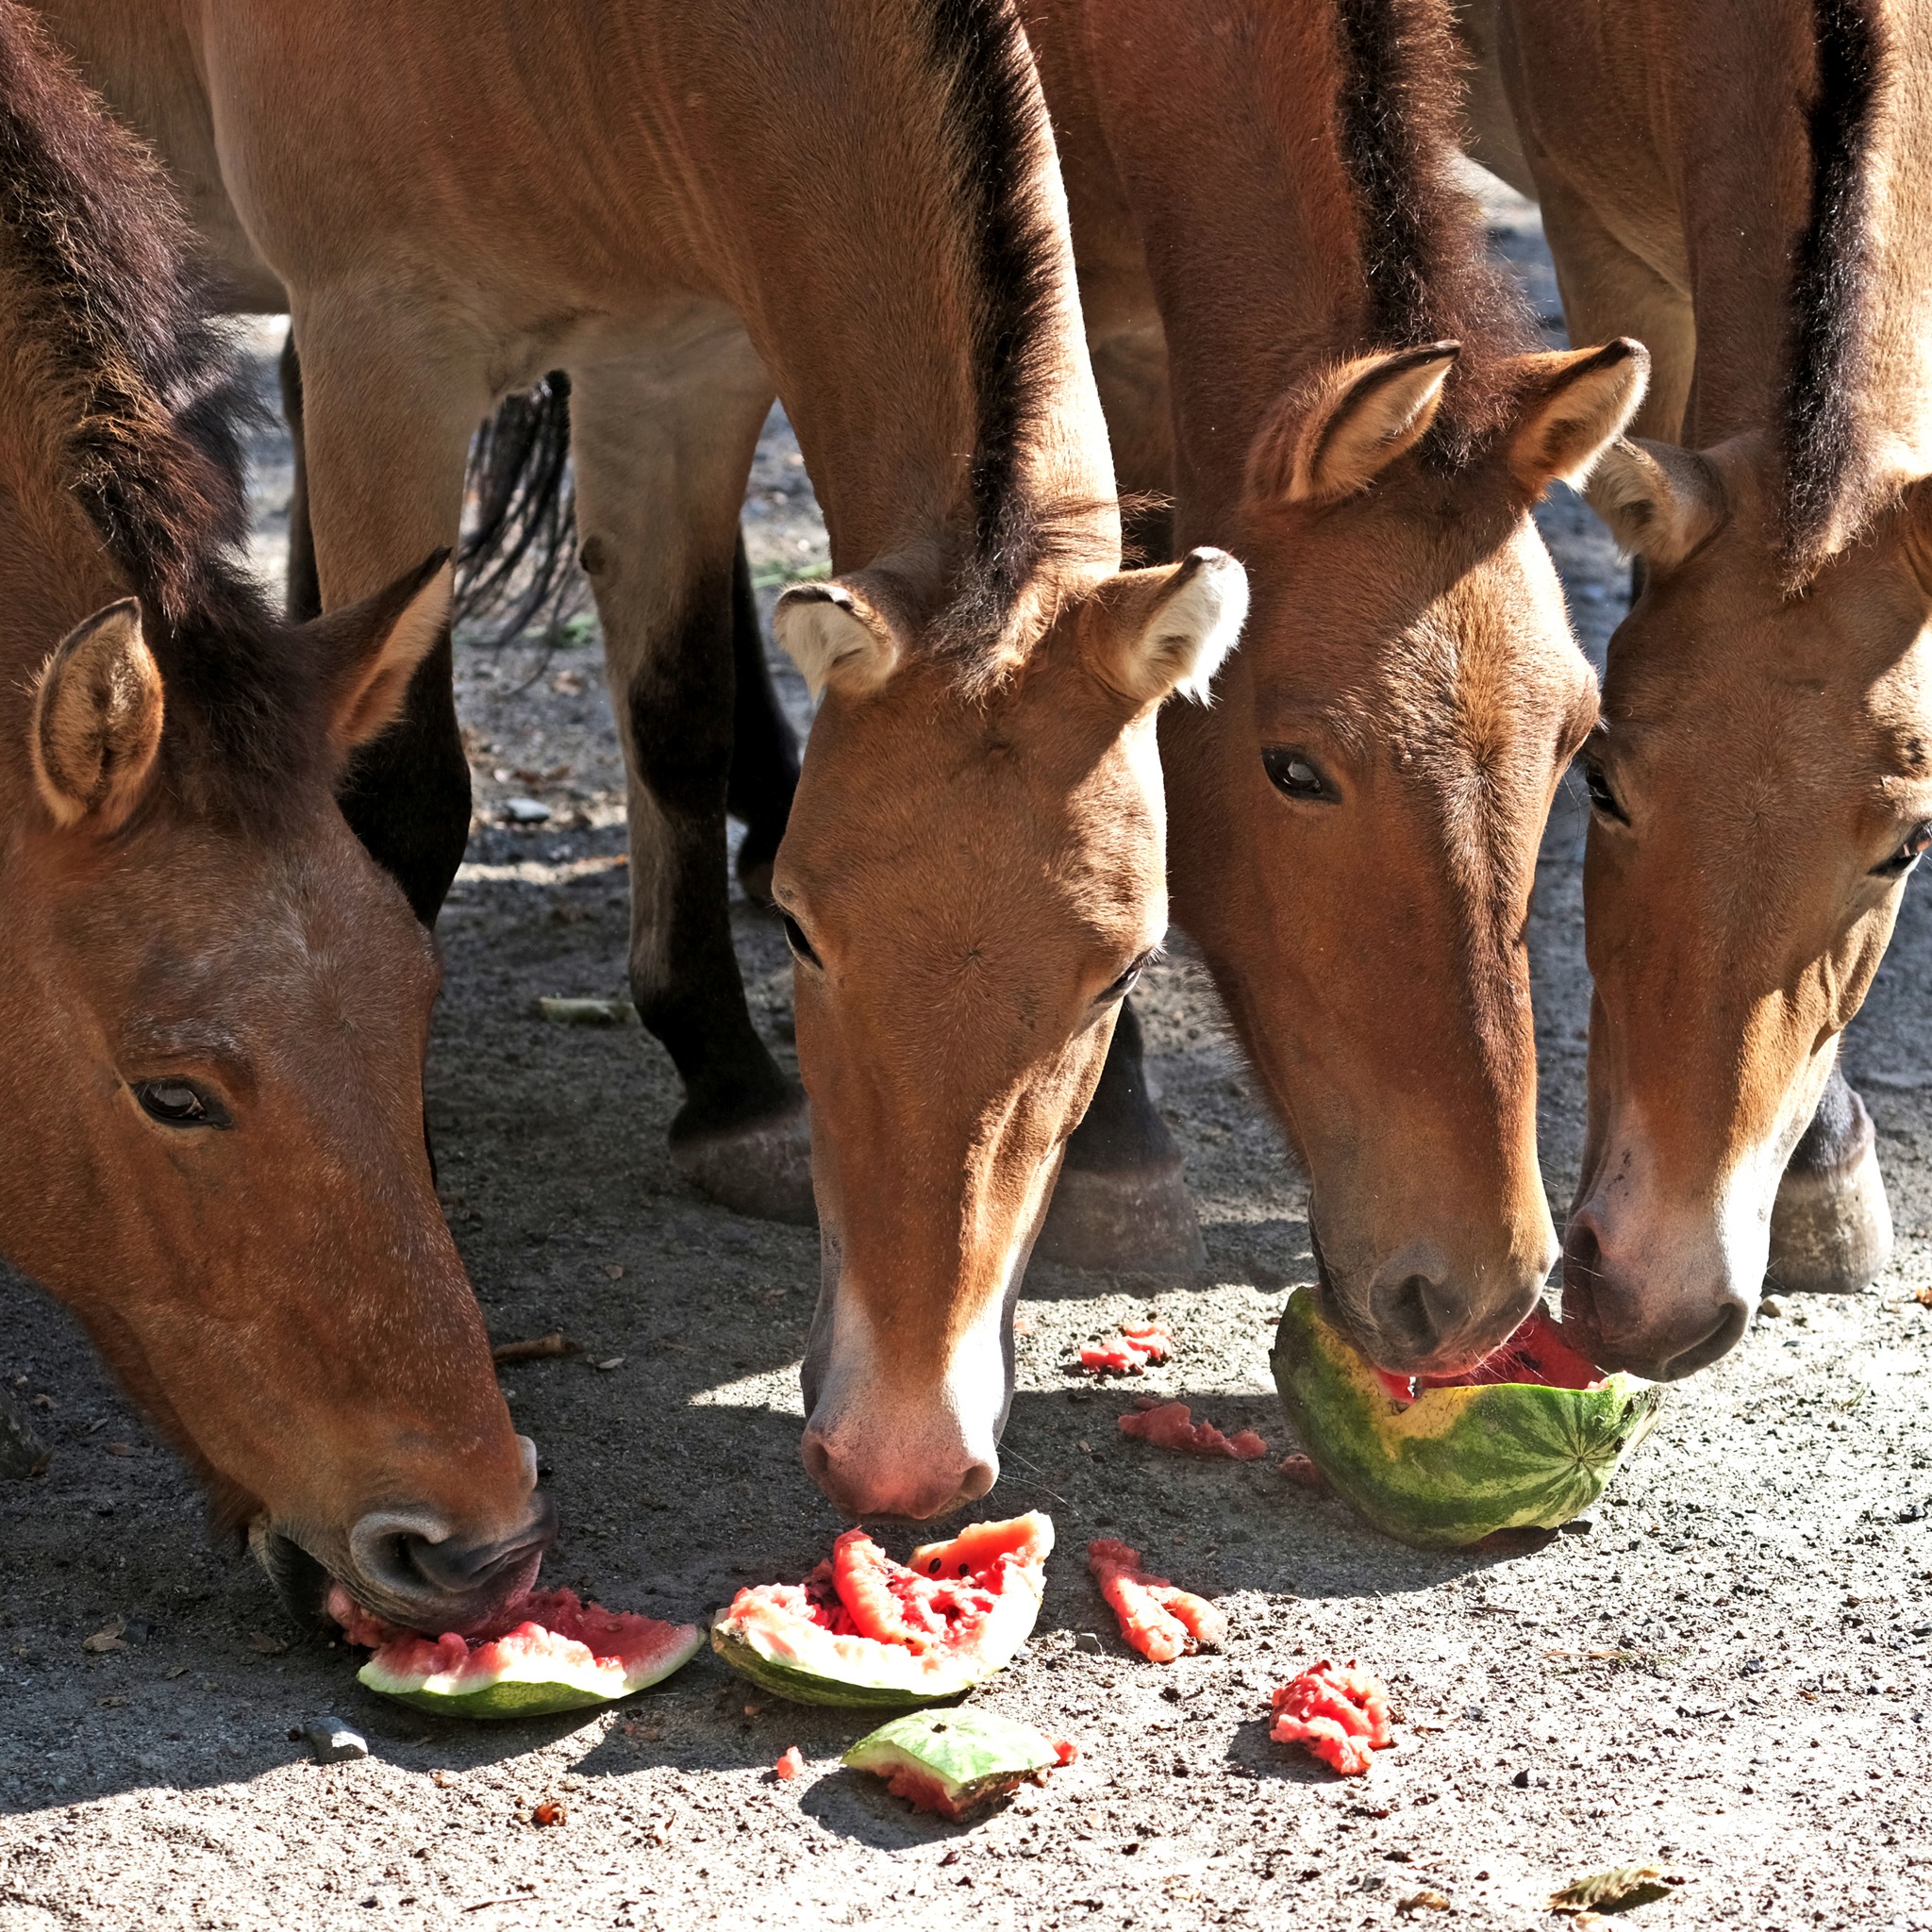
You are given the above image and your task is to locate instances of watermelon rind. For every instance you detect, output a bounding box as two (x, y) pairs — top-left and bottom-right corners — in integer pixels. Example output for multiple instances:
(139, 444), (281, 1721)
(358, 1621), (704, 1721)
(1271, 1288), (1664, 1550)
(710, 1560), (1046, 1710)
(843, 1710), (1058, 1815)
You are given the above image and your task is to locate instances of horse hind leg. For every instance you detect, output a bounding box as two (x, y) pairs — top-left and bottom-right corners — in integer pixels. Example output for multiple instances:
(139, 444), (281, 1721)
(571, 351), (811, 1225)
(1033, 1000), (1206, 1274)
(1766, 1059), (1893, 1294)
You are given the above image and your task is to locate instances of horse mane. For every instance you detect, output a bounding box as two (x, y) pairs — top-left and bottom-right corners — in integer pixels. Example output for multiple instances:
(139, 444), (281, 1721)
(1779, 0), (1889, 583)
(0, 1), (322, 820)
(1332, 0), (1536, 460)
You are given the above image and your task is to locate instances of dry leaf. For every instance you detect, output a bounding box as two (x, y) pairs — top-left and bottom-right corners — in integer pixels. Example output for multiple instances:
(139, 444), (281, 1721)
(592, 1357), (625, 1372)
(1550, 1865), (1684, 1915)
(247, 1631), (290, 1656)
(165, 1664), (190, 1679)
(105, 1441), (137, 1457)
(1398, 1892), (1452, 1916)
(531, 1798), (567, 1827)
(82, 1620), (126, 1654)
(1915, 1286), (1932, 1307)
(97, 1694), (129, 1708)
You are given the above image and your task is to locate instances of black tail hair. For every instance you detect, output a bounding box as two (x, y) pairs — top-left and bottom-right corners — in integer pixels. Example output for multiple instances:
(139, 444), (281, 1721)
(455, 372), (586, 641)
(1780, 0), (1888, 580)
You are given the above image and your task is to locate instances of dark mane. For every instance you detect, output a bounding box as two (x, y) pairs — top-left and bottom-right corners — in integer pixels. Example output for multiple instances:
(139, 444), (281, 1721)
(1779, 0), (1888, 582)
(0, 2), (320, 818)
(922, 0), (1074, 659)
(1332, 0), (1535, 457)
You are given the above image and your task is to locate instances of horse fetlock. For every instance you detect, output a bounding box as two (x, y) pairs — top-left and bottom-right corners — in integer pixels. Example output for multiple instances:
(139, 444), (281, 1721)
(1030, 1149), (1205, 1275)
(1767, 1129), (1892, 1296)
(669, 1088), (815, 1226)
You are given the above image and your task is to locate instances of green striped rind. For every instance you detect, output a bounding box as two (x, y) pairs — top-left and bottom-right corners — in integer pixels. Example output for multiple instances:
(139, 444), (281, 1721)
(709, 1573), (1044, 1709)
(844, 1710), (1058, 1811)
(358, 1623), (703, 1721)
(1271, 1289), (1664, 1550)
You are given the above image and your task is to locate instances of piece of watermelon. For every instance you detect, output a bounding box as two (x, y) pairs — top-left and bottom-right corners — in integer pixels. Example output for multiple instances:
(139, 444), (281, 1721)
(1087, 1539), (1225, 1662)
(1271, 1289), (1663, 1548)
(328, 1585), (702, 1720)
(843, 1709), (1071, 1820)
(1077, 1323), (1174, 1374)
(1270, 1659), (1393, 1775)
(1118, 1401), (1269, 1460)
(711, 1513), (1052, 1708)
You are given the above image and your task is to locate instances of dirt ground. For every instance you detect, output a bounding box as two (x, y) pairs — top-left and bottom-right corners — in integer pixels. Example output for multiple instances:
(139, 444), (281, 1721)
(2, 175), (1929, 1932)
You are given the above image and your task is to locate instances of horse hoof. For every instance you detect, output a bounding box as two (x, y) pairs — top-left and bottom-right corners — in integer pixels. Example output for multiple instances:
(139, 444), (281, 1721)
(1767, 1123), (1892, 1294)
(671, 1095), (816, 1226)
(1032, 1155), (1206, 1274)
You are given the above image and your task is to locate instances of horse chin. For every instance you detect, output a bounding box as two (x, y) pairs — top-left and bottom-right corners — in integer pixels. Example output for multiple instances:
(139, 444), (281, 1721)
(247, 1519), (337, 1632)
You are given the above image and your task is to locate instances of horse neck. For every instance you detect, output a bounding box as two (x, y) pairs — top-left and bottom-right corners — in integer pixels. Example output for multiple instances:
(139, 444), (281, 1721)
(1070, 0), (1488, 525)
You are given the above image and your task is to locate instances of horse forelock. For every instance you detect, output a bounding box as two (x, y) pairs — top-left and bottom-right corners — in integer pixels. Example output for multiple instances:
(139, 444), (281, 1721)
(1331, 0), (1536, 461)
(1778, 0), (1890, 586)
(919, 0), (1089, 678)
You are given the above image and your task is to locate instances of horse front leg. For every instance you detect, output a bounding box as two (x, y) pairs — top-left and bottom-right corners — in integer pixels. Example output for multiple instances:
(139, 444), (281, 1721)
(570, 346), (812, 1225)
(1767, 1057), (1893, 1295)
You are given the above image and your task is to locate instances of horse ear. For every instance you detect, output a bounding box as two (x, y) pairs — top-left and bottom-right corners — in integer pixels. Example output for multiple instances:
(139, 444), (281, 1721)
(29, 599), (165, 831)
(1249, 343), (1460, 507)
(1505, 339), (1649, 491)
(1587, 437), (1727, 569)
(774, 579), (905, 700)
(306, 551), (453, 753)
(1088, 547), (1249, 708)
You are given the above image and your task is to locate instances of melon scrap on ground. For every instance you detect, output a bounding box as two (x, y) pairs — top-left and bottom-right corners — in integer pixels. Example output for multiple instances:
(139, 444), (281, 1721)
(328, 1587), (702, 1720)
(710, 1513), (1053, 1707)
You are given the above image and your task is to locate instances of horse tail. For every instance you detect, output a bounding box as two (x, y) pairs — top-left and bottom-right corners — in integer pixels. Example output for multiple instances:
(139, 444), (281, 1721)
(456, 370), (584, 641)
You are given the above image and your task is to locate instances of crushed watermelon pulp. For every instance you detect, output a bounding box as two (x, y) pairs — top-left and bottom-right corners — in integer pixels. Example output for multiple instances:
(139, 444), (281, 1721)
(1270, 1659), (1394, 1775)
(1118, 1399), (1268, 1460)
(1373, 1305), (1606, 1406)
(1077, 1323), (1174, 1374)
(1087, 1539), (1226, 1662)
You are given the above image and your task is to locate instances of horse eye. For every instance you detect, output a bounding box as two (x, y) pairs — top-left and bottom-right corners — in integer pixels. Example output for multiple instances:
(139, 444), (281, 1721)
(779, 911), (822, 969)
(1262, 747), (1331, 801)
(1583, 760), (1628, 824)
(133, 1078), (230, 1129)
(1101, 951), (1153, 1004)
(1873, 821), (1932, 879)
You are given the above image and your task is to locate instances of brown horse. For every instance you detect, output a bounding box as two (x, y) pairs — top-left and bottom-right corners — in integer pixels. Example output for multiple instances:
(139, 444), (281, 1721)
(1464, 0), (1932, 1375)
(0, 3), (547, 1628)
(37, 0), (1244, 1518)
(999, 0), (1645, 1369)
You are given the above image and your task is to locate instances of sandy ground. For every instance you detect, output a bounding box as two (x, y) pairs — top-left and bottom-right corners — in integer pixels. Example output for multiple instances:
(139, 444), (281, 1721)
(1, 176), (1929, 1932)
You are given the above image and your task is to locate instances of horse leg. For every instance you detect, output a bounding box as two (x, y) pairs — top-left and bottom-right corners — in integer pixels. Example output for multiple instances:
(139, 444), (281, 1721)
(1033, 1000), (1205, 1274)
(1034, 322), (1202, 1274)
(1766, 1058), (1893, 1294)
(277, 325), (323, 624)
(569, 350), (811, 1224)
(293, 311), (482, 924)
(724, 527), (799, 910)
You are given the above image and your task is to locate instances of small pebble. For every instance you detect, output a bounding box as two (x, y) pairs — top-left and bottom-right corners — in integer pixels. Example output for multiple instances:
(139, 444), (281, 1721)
(1074, 1632), (1104, 1655)
(303, 1717), (369, 1765)
(503, 797), (552, 824)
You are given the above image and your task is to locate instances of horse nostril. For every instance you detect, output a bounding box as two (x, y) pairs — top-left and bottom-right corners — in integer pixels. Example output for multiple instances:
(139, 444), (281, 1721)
(1657, 1300), (1749, 1380)
(958, 1458), (997, 1504)
(1367, 1253), (1453, 1360)
(348, 1491), (557, 1628)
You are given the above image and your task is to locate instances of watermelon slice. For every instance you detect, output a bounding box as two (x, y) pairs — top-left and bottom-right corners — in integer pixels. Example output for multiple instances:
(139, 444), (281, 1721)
(843, 1709), (1072, 1820)
(710, 1513), (1052, 1708)
(1271, 1289), (1663, 1549)
(328, 1585), (702, 1719)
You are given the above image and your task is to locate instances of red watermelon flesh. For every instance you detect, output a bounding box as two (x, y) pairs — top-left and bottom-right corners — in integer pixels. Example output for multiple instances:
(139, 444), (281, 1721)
(1269, 1658), (1393, 1776)
(1376, 1305), (1607, 1406)
(1118, 1400), (1268, 1460)
(711, 1513), (1053, 1707)
(1078, 1323), (1175, 1374)
(1088, 1539), (1225, 1662)
(326, 1583), (702, 1716)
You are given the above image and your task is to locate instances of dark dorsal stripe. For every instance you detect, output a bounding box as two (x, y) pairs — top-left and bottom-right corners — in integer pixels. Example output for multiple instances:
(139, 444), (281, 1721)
(1331, 0), (1533, 454)
(924, 0), (1064, 648)
(1780, 0), (1888, 579)
(0, 0), (258, 627)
